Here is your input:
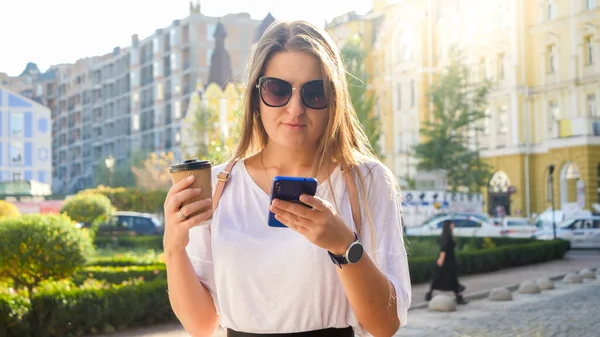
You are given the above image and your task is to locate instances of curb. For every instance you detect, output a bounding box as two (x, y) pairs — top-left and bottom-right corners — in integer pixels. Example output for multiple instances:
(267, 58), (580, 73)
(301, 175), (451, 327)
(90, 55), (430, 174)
(408, 270), (595, 311)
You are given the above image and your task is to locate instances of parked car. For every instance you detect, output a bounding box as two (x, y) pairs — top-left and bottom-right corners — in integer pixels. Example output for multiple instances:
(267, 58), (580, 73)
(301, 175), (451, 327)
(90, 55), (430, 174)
(405, 214), (504, 238)
(496, 217), (538, 238)
(91, 211), (164, 235)
(534, 215), (600, 249)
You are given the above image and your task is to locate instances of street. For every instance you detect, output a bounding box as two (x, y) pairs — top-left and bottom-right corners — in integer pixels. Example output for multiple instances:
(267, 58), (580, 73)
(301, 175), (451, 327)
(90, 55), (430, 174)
(400, 277), (600, 337)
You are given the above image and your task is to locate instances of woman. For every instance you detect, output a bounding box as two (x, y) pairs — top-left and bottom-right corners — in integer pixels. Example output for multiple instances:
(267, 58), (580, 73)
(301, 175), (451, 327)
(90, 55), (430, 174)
(163, 20), (411, 337)
(424, 220), (468, 305)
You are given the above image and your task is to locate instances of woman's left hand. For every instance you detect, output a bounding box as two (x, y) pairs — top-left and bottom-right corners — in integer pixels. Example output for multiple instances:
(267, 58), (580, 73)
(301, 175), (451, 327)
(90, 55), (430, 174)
(270, 194), (356, 255)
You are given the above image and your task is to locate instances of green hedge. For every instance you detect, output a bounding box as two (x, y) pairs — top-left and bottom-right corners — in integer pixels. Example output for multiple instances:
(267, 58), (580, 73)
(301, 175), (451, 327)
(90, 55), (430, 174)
(88, 256), (161, 267)
(0, 278), (174, 337)
(94, 235), (163, 250)
(408, 239), (570, 284)
(73, 265), (166, 285)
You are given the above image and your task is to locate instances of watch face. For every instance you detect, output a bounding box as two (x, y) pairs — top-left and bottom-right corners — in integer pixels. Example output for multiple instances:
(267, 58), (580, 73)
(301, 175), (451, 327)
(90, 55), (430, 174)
(347, 242), (364, 264)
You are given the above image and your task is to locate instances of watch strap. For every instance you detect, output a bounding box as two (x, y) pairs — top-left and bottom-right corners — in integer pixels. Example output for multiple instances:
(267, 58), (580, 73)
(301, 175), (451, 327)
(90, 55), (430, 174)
(328, 232), (359, 269)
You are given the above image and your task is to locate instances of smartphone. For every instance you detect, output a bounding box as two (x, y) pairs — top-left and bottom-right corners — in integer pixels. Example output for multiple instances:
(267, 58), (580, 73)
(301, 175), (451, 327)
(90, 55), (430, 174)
(268, 176), (318, 228)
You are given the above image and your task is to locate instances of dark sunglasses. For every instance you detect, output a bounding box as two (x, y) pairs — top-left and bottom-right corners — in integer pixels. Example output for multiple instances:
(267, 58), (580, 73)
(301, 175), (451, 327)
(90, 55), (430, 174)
(256, 76), (330, 110)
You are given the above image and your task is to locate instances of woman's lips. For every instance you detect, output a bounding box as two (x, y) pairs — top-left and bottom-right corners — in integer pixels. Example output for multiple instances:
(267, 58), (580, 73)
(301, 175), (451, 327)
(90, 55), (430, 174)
(283, 123), (306, 130)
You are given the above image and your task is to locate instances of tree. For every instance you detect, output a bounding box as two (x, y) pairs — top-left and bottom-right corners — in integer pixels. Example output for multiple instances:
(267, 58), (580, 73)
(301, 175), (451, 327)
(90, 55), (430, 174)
(93, 156), (137, 188)
(182, 103), (239, 164)
(130, 151), (175, 191)
(412, 47), (493, 192)
(340, 36), (384, 159)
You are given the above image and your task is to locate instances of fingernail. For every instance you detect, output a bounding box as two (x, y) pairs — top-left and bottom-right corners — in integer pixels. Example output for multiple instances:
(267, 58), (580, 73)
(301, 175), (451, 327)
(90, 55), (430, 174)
(187, 176), (194, 181)
(195, 188), (202, 193)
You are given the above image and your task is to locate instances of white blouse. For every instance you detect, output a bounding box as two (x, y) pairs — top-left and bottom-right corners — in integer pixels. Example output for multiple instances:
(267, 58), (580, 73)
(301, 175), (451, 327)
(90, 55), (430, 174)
(186, 159), (411, 336)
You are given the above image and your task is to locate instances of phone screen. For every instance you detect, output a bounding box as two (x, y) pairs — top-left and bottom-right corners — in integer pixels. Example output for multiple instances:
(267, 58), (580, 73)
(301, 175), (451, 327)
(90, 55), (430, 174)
(268, 176), (318, 228)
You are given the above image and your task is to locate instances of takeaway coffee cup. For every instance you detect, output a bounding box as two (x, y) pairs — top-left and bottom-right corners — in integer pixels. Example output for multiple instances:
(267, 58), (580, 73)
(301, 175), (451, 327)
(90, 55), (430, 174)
(169, 159), (212, 219)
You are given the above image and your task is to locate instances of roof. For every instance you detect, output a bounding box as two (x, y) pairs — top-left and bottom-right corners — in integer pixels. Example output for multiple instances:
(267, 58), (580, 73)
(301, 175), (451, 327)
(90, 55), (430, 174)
(253, 12), (276, 42)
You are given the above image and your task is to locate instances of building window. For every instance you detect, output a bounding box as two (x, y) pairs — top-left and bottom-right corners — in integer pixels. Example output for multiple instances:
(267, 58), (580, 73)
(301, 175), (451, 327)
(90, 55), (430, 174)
(171, 53), (178, 70)
(10, 142), (23, 164)
(153, 37), (160, 54)
(588, 94), (597, 117)
(207, 49), (213, 65)
(549, 100), (560, 130)
(398, 30), (412, 62)
(483, 108), (491, 135)
(12, 172), (22, 181)
(206, 24), (216, 41)
(584, 35), (594, 65)
(547, 2), (557, 19)
(396, 85), (402, 110)
(10, 112), (24, 137)
(547, 45), (557, 73)
(174, 101), (181, 119)
(498, 105), (508, 134)
(587, 0), (597, 10)
(132, 115), (140, 131)
(497, 53), (505, 80)
(410, 80), (415, 107)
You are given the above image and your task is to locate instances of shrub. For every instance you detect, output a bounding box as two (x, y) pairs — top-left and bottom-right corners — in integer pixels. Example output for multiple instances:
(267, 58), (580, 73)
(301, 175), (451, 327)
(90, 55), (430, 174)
(0, 214), (94, 293)
(0, 278), (174, 337)
(60, 193), (115, 227)
(79, 186), (167, 215)
(0, 200), (20, 219)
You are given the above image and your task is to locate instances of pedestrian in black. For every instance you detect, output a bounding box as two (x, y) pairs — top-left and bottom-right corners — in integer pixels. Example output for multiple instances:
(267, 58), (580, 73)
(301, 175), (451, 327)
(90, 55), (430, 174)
(425, 220), (468, 304)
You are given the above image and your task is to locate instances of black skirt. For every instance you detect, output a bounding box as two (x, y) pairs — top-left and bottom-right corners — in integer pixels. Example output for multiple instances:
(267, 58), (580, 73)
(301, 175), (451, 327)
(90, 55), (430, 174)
(227, 327), (354, 337)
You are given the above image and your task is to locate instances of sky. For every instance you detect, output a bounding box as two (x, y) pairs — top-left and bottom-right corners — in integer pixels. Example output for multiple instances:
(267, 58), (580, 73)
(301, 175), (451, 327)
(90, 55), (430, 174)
(1, 0), (372, 76)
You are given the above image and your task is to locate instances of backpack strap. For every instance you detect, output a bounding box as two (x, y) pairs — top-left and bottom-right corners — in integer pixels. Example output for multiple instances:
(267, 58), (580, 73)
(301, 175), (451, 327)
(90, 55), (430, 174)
(341, 164), (363, 238)
(212, 160), (238, 212)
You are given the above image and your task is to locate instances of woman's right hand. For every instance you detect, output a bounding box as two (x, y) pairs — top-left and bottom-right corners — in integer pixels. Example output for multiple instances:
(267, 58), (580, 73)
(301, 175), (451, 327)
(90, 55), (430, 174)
(163, 175), (212, 253)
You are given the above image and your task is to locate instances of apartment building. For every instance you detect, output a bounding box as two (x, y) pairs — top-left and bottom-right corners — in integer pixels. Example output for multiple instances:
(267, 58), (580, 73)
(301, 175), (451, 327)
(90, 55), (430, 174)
(5, 5), (261, 194)
(0, 87), (52, 189)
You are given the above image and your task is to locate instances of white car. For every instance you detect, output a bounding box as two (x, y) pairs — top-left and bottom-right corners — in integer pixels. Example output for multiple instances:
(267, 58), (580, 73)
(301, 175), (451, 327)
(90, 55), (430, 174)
(498, 217), (538, 238)
(405, 214), (504, 238)
(535, 216), (600, 248)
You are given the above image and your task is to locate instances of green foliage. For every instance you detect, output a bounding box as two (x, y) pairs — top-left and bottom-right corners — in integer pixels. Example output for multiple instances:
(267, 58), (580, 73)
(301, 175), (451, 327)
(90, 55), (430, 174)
(73, 265), (166, 285)
(60, 193), (115, 226)
(93, 155), (139, 189)
(93, 234), (164, 251)
(340, 35), (384, 159)
(413, 46), (493, 192)
(0, 200), (20, 219)
(0, 214), (94, 292)
(0, 278), (174, 337)
(79, 186), (167, 215)
(183, 104), (238, 165)
(407, 238), (569, 284)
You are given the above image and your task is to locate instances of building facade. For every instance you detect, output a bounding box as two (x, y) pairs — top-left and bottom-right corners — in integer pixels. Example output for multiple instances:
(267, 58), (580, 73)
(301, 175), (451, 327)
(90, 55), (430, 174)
(4, 5), (261, 194)
(379, 0), (600, 216)
(0, 87), (52, 188)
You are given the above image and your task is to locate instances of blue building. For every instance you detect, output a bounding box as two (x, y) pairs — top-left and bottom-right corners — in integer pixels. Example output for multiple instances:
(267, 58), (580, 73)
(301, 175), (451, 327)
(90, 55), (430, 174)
(0, 87), (52, 191)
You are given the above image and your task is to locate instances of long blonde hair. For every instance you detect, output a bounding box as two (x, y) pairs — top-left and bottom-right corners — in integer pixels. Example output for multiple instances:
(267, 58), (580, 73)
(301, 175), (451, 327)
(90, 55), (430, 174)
(231, 20), (382, 243)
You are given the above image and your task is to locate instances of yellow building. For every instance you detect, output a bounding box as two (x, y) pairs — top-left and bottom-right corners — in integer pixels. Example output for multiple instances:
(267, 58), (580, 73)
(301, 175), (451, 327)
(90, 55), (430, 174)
(371, 0), (438, 188)
(397, 0), (600, 216)
(327, 1), (435, 188)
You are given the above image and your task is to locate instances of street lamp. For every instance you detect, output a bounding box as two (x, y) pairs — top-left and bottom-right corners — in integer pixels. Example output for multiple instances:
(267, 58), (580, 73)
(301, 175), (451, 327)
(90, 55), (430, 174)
(105, 155), (115, 187)
(548, 164), (556, 240)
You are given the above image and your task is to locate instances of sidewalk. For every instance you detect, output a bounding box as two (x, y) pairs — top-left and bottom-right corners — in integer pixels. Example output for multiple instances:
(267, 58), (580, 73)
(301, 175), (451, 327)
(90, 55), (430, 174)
(410, 249), (600, 308)
(92, 250), (600, 337)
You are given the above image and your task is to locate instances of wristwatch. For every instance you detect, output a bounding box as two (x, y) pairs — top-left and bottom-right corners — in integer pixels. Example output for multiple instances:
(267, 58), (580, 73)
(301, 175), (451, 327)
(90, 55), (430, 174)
(328, 232), (364, 269)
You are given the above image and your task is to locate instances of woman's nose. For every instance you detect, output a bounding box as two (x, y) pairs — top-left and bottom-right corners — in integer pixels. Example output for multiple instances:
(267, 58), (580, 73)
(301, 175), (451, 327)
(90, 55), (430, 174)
(286, 90), (305, 116)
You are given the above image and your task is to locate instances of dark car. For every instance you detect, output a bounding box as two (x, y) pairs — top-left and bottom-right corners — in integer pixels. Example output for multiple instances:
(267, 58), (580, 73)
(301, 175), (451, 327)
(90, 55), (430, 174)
(99, 211), (163, 235)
